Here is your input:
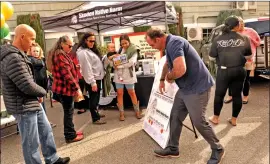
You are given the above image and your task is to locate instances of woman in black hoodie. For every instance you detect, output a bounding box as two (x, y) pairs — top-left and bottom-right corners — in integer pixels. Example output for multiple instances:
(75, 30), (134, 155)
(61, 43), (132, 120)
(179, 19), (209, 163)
(28, 43), (47, 93)
(28, 43), (56, 127)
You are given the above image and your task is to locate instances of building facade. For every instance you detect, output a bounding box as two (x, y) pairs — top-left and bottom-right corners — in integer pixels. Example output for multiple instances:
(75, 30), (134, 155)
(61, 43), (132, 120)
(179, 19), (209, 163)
(172, 1), (269, 41)
(5, 2), (270, 52)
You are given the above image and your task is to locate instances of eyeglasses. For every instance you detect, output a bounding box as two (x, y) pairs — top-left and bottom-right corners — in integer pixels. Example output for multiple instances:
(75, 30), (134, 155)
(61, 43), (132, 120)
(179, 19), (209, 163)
(87, 40), (95, 43)
(65, 43), (73, 48)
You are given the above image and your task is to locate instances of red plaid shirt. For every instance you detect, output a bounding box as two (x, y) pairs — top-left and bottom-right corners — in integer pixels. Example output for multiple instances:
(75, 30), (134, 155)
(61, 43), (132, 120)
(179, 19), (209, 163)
(69, 52), (82, 79)
(52, 51), (79, 96)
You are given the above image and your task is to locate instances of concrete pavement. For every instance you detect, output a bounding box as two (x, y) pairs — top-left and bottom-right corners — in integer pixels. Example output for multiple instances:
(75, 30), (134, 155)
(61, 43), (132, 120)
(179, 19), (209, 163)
(1, 78), (269, 164)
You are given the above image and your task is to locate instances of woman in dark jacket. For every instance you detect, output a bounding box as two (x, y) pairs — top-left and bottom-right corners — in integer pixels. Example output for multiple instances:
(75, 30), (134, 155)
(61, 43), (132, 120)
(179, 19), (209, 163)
(208, 16), (252, 126)
(28, 43), (48, 108)
(28, 43), (56, 128)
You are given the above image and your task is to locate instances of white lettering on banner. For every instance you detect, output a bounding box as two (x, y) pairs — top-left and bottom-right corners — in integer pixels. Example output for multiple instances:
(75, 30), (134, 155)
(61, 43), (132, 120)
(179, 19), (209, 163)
(78, 7), (123, 19)
(79, 11), (95, 19)
(143, 56), (179, 149)
(95, 9), (109, 15)
(109, 7), (122, 12)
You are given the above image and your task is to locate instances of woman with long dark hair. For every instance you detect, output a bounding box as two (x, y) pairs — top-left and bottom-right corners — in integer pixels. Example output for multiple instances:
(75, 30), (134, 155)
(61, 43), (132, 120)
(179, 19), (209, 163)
(108, 34), (143, 121)
(224, 16), (261, 104)
(76, 33), (107, 125)
(208, 16), (252, 126)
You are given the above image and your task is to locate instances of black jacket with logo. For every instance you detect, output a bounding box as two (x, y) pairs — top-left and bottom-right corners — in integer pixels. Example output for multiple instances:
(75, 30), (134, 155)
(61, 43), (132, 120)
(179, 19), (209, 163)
(210, 31), (252, 68)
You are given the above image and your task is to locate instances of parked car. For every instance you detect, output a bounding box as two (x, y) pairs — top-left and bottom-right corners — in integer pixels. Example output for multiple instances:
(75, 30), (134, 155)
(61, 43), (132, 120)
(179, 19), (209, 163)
(200, 17), (270, 78)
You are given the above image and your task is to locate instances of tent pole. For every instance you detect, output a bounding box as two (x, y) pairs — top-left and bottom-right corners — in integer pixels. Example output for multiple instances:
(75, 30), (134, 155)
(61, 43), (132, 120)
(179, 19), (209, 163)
(97, 24), (102, 45)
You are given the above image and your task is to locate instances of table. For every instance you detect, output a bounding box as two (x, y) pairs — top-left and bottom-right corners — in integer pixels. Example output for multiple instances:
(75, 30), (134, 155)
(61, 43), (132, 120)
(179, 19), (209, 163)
(100, 75), (155, 108)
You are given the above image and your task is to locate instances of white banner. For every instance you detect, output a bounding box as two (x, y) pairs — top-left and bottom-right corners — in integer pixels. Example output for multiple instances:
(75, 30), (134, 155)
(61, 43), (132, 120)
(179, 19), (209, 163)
(143, 56), (179, 149)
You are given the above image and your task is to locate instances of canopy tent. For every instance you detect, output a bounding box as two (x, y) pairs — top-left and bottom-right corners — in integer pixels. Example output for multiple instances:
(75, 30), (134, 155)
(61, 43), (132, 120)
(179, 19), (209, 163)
(40, 1), (178, 34)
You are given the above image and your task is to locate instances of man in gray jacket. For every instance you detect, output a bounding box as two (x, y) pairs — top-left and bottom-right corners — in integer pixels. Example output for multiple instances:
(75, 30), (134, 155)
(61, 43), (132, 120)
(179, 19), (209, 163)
(0, 24), (70, 164)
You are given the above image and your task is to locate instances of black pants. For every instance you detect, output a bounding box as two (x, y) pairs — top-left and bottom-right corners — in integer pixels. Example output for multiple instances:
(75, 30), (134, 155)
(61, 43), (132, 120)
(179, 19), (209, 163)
(57, 94), (77, 140)
(74, 79), (89, 110)
(228, 70), (251, 97)
(214, 67), (246, 118)
(86, 80), (101, 122)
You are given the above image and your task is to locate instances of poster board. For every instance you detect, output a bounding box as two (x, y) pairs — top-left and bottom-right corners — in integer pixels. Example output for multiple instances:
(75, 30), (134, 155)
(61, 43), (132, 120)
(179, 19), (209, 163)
(112, 54), (128, 66)
(143, 56), (179, 148)
(111, 32), (161, 60)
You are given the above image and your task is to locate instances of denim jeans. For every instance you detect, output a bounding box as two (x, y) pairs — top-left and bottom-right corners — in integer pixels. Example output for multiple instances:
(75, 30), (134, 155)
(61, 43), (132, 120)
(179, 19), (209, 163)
(57, 94), (77, 140)
(41, 96), (46, 113)
(13, 105), (59, 164)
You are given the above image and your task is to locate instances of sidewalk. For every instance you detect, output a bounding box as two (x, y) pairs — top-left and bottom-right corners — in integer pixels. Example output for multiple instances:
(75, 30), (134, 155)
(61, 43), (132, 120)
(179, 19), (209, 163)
(1, 79), (269, 164)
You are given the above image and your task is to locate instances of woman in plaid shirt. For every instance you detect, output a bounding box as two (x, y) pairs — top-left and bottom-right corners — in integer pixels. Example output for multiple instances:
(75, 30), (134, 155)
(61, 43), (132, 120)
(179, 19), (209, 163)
(49, 35), (84, 143)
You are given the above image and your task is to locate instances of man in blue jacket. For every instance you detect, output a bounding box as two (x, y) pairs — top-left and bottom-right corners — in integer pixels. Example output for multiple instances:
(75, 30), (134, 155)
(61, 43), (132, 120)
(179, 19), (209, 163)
(145, 27), (224, 164)
(0, 24), (70, 164)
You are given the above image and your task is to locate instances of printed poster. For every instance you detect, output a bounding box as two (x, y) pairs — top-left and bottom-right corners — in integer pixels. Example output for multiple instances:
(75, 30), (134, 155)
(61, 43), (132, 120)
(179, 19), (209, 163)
(112, 54), (128, 66)
(143, 56), (179, 149)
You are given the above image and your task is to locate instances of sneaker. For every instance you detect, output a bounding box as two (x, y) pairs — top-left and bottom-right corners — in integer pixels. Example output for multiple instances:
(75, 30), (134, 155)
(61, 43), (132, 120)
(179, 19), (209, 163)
(93, 119), (107, 125)
(65, 134), (84, 143)
(53, 157), (70, 164)
(154, 147), (180, 158)
(207, 147), (225, 164)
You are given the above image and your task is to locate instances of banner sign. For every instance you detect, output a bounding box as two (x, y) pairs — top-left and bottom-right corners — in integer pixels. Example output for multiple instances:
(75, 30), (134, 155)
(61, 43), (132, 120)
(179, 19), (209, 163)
(143, 56), (179, 148)
(72, 6), (123, 24)
(69, 2), (165, 25)
(112, 32), (161, 60)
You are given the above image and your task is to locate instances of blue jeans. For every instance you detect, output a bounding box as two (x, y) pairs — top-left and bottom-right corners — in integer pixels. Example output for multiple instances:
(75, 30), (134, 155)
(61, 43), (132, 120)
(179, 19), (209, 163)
(115, 83), (135, 89)
(13, 105), (59, 164)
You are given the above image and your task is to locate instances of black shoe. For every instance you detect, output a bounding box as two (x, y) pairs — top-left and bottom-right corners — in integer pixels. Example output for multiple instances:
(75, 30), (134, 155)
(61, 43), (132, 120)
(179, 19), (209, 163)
(49, 157), (70, 164)
(93, 119), (107, 125)
(207, 147), (225, 164)
(154, 147), (179, 158)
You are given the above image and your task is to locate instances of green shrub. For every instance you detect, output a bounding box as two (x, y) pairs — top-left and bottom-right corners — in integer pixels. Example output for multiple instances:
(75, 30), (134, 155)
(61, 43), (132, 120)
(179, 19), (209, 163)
(216, 9), (243, 26)
(17, 14), (45, 51)
(97, 44), (107, 56)
(133, 26), (151, 32)
(169, 6), (184, 37)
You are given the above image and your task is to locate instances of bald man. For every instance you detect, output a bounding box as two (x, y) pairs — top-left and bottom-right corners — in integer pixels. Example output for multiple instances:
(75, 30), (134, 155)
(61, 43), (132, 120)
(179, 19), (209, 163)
(0, 24), (70, 164)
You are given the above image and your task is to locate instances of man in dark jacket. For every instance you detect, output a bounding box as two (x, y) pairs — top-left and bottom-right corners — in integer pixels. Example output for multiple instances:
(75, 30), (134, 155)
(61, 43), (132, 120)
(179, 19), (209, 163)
(0, 24), (70, 164)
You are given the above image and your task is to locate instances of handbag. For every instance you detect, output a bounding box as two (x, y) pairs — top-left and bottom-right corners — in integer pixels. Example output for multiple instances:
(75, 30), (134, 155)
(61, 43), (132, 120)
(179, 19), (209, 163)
(74, 89), (85, 102)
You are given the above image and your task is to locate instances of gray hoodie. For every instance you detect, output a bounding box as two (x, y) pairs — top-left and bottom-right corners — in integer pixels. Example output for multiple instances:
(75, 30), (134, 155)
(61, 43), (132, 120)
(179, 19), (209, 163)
(0, 45), (46, 114)
(76, 47), (105, 86)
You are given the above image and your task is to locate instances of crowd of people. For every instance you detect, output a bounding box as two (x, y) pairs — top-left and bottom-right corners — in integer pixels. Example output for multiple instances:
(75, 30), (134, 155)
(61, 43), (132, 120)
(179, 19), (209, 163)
(144, 15), (259, 164)
(0, 14), (260, 164)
